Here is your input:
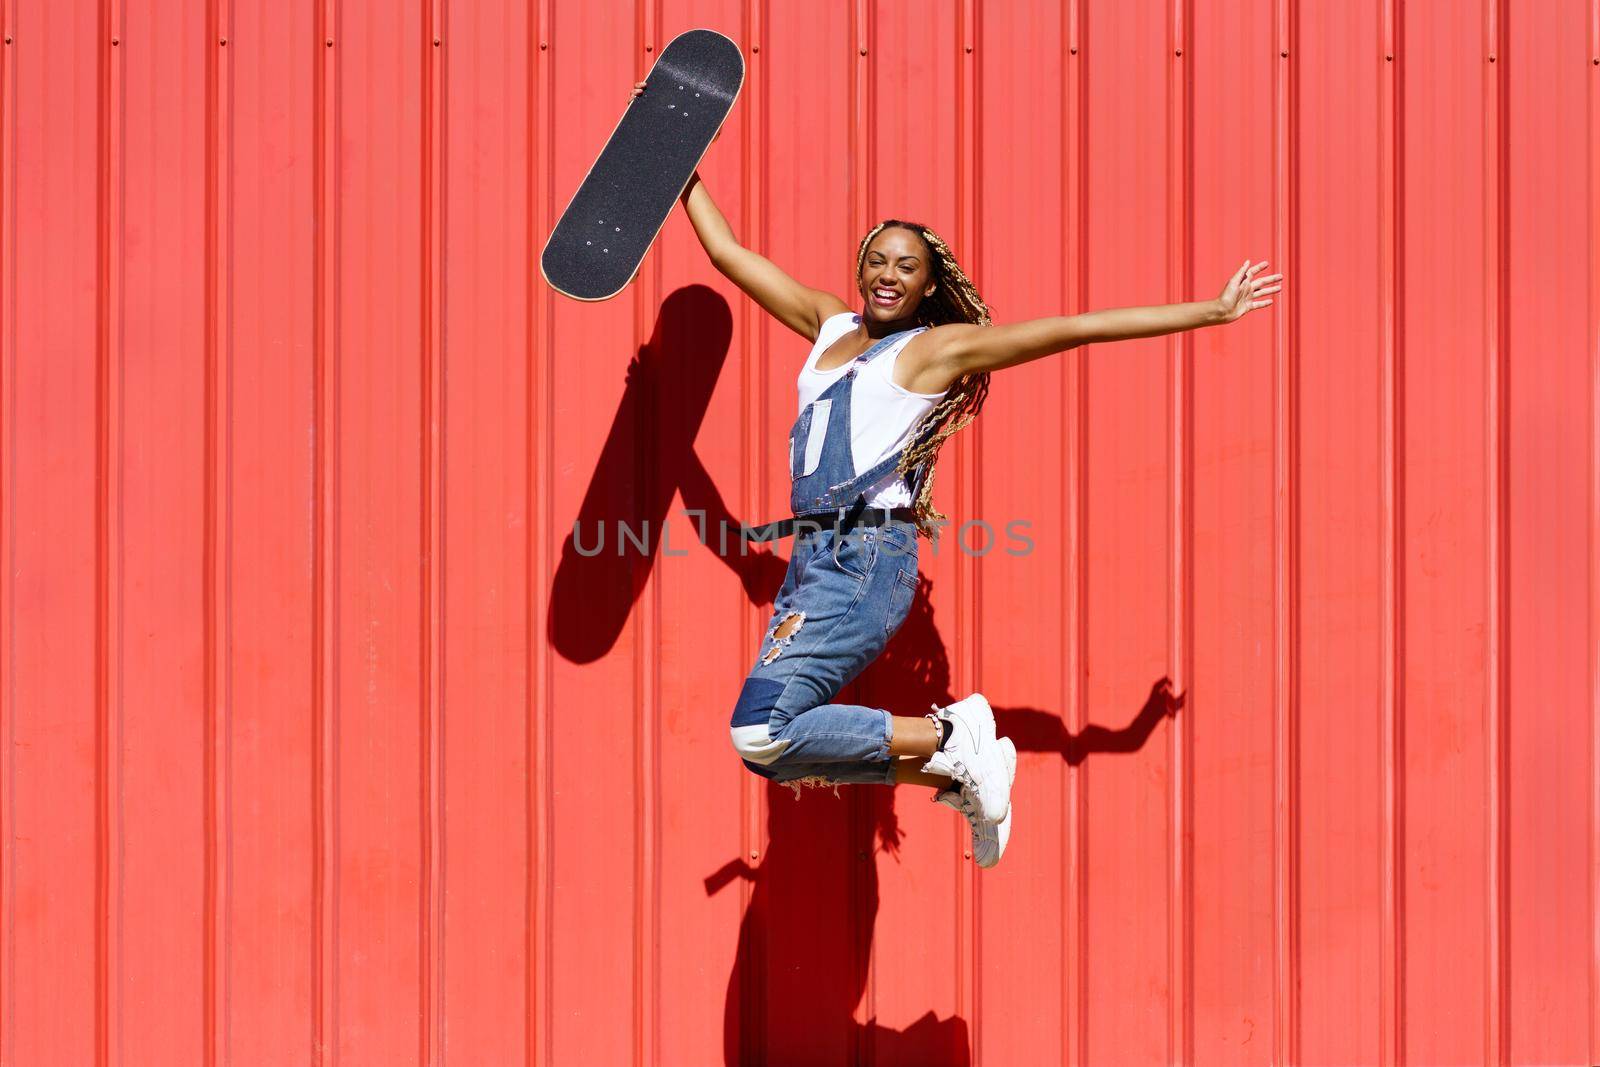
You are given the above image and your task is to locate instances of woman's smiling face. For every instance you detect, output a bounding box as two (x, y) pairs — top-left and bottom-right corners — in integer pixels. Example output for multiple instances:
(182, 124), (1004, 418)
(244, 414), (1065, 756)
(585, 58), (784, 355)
(858, 226), (937, 323)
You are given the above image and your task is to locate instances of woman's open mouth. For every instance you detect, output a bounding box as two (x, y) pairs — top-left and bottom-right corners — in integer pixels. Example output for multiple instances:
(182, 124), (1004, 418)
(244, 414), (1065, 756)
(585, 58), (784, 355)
(871, 287), (900, 308)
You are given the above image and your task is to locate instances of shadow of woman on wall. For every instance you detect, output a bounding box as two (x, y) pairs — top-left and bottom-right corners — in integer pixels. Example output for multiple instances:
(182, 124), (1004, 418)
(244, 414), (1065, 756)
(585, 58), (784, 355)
(548, 284), (795, 661)
(703, 562), (1184, 1065)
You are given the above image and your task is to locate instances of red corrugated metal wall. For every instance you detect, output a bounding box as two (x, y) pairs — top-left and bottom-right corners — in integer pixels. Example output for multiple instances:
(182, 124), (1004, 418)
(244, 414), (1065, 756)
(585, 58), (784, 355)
(1, 1), (1595, 1064)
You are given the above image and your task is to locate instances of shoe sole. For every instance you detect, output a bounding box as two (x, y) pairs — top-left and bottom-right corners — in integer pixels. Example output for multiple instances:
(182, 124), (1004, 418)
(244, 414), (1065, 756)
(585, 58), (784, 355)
(974, 737), (1019, 868)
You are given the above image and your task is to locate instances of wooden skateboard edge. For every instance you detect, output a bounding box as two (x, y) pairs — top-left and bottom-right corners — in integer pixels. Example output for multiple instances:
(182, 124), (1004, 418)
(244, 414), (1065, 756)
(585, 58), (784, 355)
(538, 27), (746, 303)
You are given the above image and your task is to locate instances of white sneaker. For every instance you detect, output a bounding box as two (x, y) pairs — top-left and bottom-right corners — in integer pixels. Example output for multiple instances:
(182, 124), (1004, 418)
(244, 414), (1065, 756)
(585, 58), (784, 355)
(922, 693), (1010, 823)
(934, 736), (1015, 868)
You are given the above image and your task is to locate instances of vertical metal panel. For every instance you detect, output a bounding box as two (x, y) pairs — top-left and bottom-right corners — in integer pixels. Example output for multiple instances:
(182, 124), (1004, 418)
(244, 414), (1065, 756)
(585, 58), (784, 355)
(229, 1), (317, 1062)
(1403, 4), (1491, 1063)
(1082, 1), (1174, 1061)
(440, 3), (532, 1066)
(976, 5), (1068, 1064)
(1508, 3), (1592, 1064)
(120, 3), (208, 1067)
(0, 2), (1597, 1065)
(10, 3), (102, 1064)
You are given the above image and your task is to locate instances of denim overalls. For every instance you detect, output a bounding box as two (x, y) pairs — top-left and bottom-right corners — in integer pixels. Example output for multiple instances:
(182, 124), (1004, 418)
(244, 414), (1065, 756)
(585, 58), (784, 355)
(728, 326), (931, 788)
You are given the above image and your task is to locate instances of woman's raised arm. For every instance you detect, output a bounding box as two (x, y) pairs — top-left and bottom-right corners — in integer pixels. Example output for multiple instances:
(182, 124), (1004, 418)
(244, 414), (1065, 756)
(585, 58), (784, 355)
(634, 73), (847, 340)
(677, 172), (848, 342)
(921, 259), (1282, 385)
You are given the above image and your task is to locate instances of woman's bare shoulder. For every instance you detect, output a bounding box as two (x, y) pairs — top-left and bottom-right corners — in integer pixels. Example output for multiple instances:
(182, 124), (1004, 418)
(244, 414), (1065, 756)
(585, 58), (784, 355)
(898, 321), (985, 392)
(809, 292), (853, 333)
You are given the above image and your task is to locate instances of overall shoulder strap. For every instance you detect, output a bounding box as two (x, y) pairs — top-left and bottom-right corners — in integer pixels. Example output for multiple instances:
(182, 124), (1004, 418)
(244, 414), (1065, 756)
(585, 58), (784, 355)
(853, 325), (928, 367)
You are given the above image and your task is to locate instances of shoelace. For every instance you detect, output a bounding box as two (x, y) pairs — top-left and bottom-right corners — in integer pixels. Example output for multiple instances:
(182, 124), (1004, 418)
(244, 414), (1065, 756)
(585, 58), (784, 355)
(929, 702), (971, 780)
(944, 789), (985, 842)
(932, 785), (978, 819)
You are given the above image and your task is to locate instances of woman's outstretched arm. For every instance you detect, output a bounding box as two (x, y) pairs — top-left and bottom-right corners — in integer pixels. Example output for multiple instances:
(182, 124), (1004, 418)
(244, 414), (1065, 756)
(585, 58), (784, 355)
(920, 259), (1283, 385)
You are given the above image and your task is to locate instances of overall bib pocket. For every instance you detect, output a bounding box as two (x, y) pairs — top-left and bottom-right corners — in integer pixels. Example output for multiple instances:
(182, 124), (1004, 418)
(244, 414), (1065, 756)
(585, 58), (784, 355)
(798, 398), (831, 477)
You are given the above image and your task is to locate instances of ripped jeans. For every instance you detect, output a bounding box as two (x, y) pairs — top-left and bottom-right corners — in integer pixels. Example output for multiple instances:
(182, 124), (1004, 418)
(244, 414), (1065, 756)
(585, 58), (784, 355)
(728, 517), (920, 793)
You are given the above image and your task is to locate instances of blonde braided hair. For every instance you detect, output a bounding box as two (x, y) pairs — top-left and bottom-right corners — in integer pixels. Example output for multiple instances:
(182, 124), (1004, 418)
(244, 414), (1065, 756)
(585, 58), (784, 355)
(854, 219), (992, 537)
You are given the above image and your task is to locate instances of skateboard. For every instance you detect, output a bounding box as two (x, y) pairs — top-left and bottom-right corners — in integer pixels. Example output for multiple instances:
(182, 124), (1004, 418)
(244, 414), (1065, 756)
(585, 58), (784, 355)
(540, 28), (745, 301)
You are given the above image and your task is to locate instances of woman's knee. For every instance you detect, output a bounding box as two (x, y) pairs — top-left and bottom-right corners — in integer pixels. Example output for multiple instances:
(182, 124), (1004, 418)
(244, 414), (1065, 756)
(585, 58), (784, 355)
(729, 675), (789, 766)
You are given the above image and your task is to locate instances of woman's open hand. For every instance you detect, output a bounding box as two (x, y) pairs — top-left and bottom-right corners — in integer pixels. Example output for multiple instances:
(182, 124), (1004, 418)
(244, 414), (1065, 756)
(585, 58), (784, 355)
(1215, 259), (1283, 323)
(630, 79), (722, 141)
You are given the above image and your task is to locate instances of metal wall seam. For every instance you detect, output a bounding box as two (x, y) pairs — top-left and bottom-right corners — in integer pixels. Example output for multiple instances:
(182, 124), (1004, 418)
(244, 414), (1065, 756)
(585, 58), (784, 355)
(1271, 0), (1301, 1062)
(1165, 0), (1194, 1061)
(311, 0), (341, 1060)
(737, 4), (767, 1060)
(527, 0), (555, 1061)
(0, 0), (16, 1056)
(846, 3), (877, 1058)
(96, 0), (126, 1062)
(1483, 0), (1509, 1061)
(1060, 2), (1087, 1062)
(954, 0), (981, 1049)
(421, 0), (446, 1062)
(1591, 0), (1600, 1050)
(1591, 2), (1600, 1059)
(1378, 0), (1404, 1059)
(203, 0), (235, 1062)
(848, 0), (868, 296)
(1062, 6), (1088, 1062)
(631, 5), (661, 1067)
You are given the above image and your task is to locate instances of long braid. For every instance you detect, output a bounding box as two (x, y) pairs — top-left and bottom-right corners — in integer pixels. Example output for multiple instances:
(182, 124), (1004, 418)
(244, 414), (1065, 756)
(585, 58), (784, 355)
(855, 219), (993, 537)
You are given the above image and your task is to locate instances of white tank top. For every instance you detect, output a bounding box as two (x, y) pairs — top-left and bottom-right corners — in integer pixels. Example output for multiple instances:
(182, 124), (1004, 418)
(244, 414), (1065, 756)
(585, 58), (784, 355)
(796, 311), (948, 509)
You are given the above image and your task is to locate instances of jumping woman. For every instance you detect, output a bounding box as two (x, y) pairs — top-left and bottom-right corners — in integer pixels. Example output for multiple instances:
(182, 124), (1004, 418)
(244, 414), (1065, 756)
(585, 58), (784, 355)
(631, 80), (1283, 869)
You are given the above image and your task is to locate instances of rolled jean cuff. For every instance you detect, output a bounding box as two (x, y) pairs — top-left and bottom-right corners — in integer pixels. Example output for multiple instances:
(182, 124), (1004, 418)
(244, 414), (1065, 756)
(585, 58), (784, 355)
(877, 708), (893, 760)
